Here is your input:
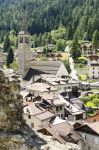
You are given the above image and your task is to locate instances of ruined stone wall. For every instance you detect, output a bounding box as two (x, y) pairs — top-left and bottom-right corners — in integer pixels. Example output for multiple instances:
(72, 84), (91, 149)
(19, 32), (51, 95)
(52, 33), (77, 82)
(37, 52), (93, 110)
(0, 70), (36, 150)
(0, 70), (24, 132)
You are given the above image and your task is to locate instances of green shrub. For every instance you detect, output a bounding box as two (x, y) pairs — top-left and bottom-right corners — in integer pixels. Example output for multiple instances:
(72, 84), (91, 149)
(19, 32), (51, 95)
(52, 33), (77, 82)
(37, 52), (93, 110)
(76, 57), (87, 64)
(79, 74), (88, 81)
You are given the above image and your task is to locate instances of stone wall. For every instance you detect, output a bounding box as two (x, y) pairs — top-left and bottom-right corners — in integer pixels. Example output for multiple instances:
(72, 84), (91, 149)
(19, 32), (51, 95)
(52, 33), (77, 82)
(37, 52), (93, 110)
(0, 70), (24, 132)
(0, 70), (37, 150)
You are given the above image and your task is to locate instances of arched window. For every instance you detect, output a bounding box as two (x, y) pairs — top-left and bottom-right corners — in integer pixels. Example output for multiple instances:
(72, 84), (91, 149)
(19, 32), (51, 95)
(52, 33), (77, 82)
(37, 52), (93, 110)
(20, 37), (23, 43)
(25, 37), (29, 43)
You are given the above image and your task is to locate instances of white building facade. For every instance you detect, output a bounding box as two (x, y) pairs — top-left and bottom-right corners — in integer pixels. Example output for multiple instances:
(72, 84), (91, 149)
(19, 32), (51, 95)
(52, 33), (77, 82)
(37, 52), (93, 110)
(88, 55), (99, 79)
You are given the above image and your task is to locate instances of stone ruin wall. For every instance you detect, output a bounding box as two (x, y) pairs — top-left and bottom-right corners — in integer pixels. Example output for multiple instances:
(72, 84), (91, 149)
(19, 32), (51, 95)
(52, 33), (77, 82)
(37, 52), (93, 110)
(0, 70), (24, 132)
(0, 70), (36, 150)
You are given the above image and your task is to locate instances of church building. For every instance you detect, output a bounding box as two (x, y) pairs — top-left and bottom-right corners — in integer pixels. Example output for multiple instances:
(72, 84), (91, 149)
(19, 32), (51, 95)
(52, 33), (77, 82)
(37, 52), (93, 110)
(18, 31), (68, 82)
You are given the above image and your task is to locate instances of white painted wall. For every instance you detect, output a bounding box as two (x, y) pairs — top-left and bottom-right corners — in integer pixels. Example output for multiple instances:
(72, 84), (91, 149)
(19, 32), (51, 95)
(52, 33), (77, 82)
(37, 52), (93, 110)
(56, 63), (68, 77)
(88, 59), (99, 79)
(24, 114), (42, 130)
(79, 131), (99, 150)
(88, 66), (99, 78)
(54, 84), (69, 94)
(52, 105), (65, 118)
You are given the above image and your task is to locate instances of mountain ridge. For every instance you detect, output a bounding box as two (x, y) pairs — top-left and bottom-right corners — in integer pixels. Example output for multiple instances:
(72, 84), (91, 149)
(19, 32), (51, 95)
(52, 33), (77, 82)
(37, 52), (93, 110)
(0, 0), (98, 40)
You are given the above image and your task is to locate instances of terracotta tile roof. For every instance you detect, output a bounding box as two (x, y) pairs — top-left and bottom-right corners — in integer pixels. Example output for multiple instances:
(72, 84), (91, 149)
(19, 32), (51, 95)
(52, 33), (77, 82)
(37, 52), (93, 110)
(40, 121), (81, 144)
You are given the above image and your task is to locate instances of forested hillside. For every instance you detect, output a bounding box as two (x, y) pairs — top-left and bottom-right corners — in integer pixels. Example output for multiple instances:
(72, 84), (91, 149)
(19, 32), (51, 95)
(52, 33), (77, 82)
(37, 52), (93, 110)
(0, 0), (99, 40)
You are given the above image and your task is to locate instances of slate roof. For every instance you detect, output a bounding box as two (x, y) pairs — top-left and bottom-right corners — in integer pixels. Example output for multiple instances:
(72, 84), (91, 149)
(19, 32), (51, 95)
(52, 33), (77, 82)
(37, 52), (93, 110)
(27, 83), (57, 92)
(23, 102), (54, 120)
(24, 68), (46, 81)
(89, 122), (99, 134)
(30, 61), (62, 75)
(36, 111), (55, 121)
(23, 103), (46, 115)
(75, 122), (99, 135)
(40, 121), (81, 144)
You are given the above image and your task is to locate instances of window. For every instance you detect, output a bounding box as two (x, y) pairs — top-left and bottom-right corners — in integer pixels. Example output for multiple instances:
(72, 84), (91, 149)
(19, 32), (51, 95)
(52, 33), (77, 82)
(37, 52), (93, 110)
(65, 114), (68, 117)
(93, 71), (94, 74)
(27, 108), (30, 113)
(31, 123), (34, 128)
(28, 114), (31, 119)
(82, 133), (85, 139)
(93, 67), (94, 70)
(82, 134), (86, 140)
(58, 114), (60, 117)
(61, 114), (63, 118)
(25, 37), (29, 43)
(95, 137), (99, 144)
(20, 37), (23, 43)
(56, 106), (62, 111)
(56, 107), (58, 111)
(60, 106), (62, 110)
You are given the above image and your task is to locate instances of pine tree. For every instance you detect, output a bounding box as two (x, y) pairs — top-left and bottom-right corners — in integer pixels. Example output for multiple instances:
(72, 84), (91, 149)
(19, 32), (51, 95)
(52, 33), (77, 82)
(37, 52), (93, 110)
(3, 34), (10, 53)
(70, 37), (81, 61)
(7, 47), (14, 68)
(92, 30), (99, 50)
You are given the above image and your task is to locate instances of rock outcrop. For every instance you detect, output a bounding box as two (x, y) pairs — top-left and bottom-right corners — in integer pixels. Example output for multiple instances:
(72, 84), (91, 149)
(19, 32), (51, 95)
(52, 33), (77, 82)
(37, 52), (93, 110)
(0, 69), (46, 150)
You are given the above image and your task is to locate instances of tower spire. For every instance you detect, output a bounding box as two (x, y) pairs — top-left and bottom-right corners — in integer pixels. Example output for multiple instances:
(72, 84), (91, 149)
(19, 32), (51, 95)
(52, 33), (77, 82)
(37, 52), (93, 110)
(21, 17), (27, 32)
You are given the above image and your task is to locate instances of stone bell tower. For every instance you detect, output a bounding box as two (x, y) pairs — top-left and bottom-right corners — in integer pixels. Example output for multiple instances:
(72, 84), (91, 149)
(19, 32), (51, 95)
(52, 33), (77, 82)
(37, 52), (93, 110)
(18, 31), (31, 77)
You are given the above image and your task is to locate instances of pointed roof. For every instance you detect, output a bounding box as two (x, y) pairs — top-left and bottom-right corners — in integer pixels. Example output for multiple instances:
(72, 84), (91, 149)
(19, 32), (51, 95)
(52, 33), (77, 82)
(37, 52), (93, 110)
(30, 61), (63, 75)
(75, 122), (99, 135)
(18, 30), (30, 35)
